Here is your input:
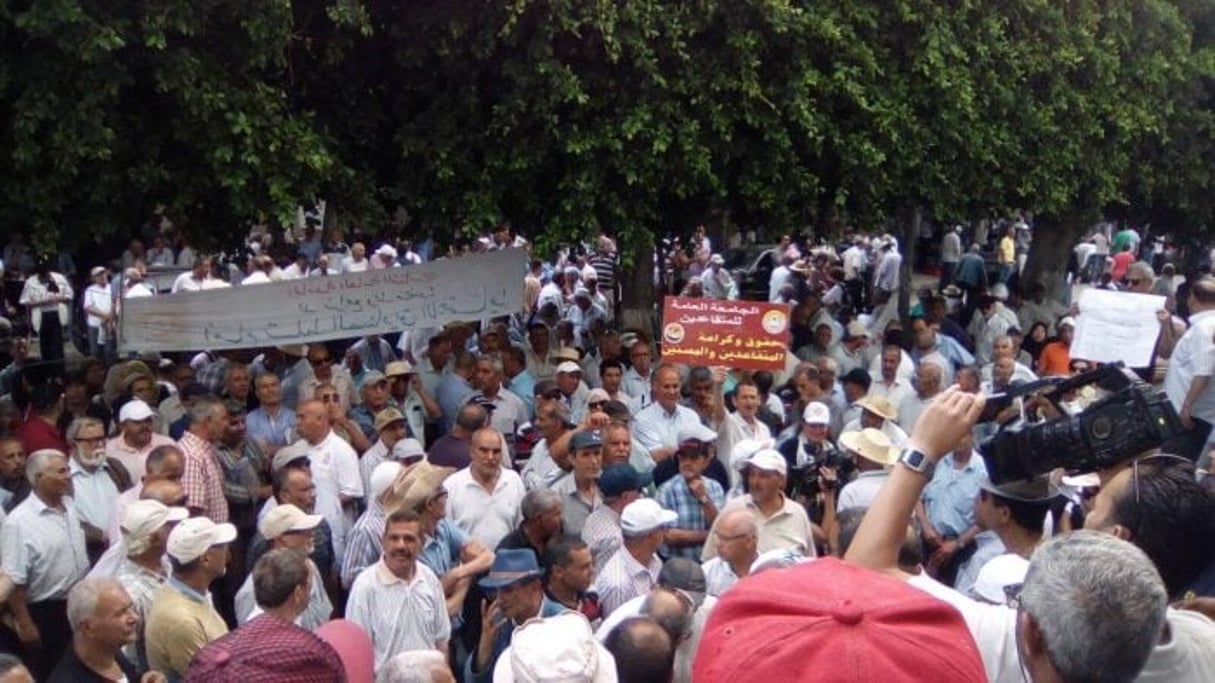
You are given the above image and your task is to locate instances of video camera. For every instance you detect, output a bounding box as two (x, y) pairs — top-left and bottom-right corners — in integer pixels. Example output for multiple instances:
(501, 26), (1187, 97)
(979, 365), (1185, 484)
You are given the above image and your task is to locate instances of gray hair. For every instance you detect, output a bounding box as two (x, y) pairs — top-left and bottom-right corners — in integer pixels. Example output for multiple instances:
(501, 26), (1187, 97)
(476, 354), (504, 375)
(25, 449), (65, 486)
(65, 416), (104, 444)
(253, 548), (309, 609)
(521, 488), (562, 521)
(187, 394), (224, 425)
(1020, 530), (1167, 682)
(67, 577), (124, 632)
(718, 507), (758, 538)
(1128, 261), (1156, 282)
(816, 357), (839, 375)
(377, 649), (448, 683)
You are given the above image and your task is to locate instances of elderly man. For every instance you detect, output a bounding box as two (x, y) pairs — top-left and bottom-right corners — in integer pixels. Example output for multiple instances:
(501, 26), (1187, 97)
(105, 399), (177, 483)
(657, 427), (726, 560)
(520, 401), (574, 490)
(701, 449), (818, 561)
(428, 402), (488, 470)
(621, 340), (655, 402)
(386, 360), (440, 447)
(836, 428), (899, 511)
(350, 370), (394, 443)
(249, 458), (336, 590)
(898, 361), (944, 431)
(496, 489), (564, 570)
(96, 446), (184, 575)
(214, 400), (269, 570)
(592, 498), (677, 616)
(0, 437), (29, 512)
(342, 461), (402, 589)
(114, 499), (187, 672)
(358, 408), (410, 496)
(234, 504), (332, 630)
(868, 345), (913, 409)
(701, 507), (759, 596)
(916, 430), (987, 587)
(48, 578), (142, 682)
(187, 550), (345, 680)
(582, 464), (649, 571)
(245, 373), (296, 454)
(467, 549), (565, 683)
(295, 398), (363, 564)
(552, 431), (604, 537)
(842, 395), (909, 448)
(145, 516), (236, 679)
(444, 427), (526, 550)
(177, 396), (230, 523)
(467, 355), (529, 439)
(300, 344), (357, 415)
(0, 449), (90, 678)
(633, 365), (705, 467)
(437, 352), (478, 432)
(66, 417), (133, 559)
(347, 509), (451, 671)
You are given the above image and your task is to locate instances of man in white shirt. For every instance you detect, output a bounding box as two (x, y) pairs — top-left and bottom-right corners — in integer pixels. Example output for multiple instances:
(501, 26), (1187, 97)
(443, 427), (526, 549)
(294, 400), (363, 563)
(868, 345), (913, 409)
(701, 507), (758, 597)
(841, 395), (908, 448)
(835, 428), (897, 511)
(82, 266), (114, 359)
(341, 243), (370, 273)
(715, 376), (771, 486)
(170, 257), (214, 293)
(701, 449), (817, 561)
(632, 365), (703, 468)
(1159, 275), (1215, 460)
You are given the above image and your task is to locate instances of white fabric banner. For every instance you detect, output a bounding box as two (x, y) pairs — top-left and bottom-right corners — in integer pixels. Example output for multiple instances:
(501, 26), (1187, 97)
(119, 248), (525, 352)
(1071, 288), (1166, 367)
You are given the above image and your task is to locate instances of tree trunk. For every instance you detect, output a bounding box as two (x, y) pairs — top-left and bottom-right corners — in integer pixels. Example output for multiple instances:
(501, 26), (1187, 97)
(897, 205), (922, 324)
(1023, 214), (1088, 302)
(620, 242), (658, 341)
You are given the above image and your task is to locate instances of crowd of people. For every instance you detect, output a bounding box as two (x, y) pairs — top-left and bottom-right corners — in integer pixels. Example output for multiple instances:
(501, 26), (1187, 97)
(0, 216), (1210, 683)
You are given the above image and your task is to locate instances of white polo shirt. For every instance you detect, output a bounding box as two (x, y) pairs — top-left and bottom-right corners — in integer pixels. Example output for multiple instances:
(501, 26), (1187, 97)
(443, 467), (525, 549)
(1164, 309), (1215, 424)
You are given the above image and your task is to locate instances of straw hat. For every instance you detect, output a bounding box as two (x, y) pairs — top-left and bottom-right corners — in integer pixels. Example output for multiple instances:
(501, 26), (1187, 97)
(383, 461), (455, 514)
(839, 428), (899, 466)
(855, 395), (898, 421)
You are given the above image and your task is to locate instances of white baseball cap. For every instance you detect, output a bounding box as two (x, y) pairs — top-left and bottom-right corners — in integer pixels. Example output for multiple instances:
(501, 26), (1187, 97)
(391, 438), (426, 463)
(745, 449), (788, 476)
(729, 438), (774, 472)
(494, 612), (617, 683)
(167, 517), (238, 563)
(370, 461), (403, 501)
(620, 498), (679, 537)
(121, 500), (188, 543)
(677, 422), (718, 444)
(119, 399), (155, 423)
(802, 402), (831, 425)
(258, 504), (323, 540)
(374, 244), (398, 259)
(556, 361), (582, 375)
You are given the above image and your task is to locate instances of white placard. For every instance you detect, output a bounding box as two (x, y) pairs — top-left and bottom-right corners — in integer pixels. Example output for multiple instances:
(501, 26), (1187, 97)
(119, 249), (525, 352)
(1070, 288), (1166, 367)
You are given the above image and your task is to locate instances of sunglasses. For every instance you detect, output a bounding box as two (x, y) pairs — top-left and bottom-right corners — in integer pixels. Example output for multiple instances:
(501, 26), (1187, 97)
(319, 393), (340, 403)
(309, 357), (332, 367)
(588, 401), (607, 409)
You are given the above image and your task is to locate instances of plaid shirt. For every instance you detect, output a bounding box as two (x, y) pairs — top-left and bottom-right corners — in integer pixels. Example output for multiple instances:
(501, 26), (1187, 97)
(177, 431), (229, 523)
(656, 475), (725, 559)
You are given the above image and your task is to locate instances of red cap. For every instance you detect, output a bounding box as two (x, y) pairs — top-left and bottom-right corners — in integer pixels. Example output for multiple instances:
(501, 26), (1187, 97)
(693, 558), (986, 682)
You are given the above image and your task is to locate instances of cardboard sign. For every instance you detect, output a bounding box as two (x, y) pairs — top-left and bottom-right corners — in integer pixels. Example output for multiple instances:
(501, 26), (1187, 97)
(660, 296), (790, 370)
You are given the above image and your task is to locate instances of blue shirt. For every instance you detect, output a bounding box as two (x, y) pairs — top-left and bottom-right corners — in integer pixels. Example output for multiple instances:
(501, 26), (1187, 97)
(921, 452), (987, 537)
(507, 370), (537, 419)
(419, 518), (470, 579)
(436, 375), (475, 432)
(465, 596), (566, 683)
(656, 475), (725, 559)
(245, 406), (297, 448)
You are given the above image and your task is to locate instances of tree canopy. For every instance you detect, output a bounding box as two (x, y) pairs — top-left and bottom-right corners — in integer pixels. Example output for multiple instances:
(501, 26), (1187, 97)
(2, 0), (1210, 268)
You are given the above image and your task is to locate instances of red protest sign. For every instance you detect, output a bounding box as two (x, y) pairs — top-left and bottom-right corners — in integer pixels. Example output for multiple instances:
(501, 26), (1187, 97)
(660, 296), (790, 370)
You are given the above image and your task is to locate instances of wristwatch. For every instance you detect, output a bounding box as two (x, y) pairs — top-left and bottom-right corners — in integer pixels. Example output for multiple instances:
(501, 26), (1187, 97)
(898, 447), (934, 477)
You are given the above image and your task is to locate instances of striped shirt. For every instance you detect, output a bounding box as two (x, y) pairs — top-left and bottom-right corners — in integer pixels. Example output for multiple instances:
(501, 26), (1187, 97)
(588, 253), (617, 291)
(0, 494), (89, 601)
(347, 560), (451, 671)
(341, 504), (386, 589)
(177, 431), (230, 523)
(592, 547), (662, 617)
(581, 506), (623, 572)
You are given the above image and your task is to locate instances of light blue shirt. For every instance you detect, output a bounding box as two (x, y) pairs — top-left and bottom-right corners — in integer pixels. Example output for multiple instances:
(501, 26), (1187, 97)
(507, 370), (537, 419)
(631, 402), (704, 455)
(921, 452), (987, 537)
(69, 459), (120, 531)
(246, 405), (297, 447)
(436, 374), (475, 431)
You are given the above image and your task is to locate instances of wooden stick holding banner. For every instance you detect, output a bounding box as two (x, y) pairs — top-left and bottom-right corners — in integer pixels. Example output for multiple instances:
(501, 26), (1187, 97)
(660, 296), (790, 370)
(119, 249), (526, 353)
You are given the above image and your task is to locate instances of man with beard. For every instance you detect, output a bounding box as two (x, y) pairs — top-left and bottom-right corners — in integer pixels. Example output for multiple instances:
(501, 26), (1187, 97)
(66, 417), (133, 561)
(105, 399), (177, 483)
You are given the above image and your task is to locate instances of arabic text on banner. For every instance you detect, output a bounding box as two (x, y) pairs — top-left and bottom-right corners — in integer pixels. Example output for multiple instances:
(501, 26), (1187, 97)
(119, 248), (526, 352)
(660, 296), (790, 371)
(1070, 288), (1166, 367)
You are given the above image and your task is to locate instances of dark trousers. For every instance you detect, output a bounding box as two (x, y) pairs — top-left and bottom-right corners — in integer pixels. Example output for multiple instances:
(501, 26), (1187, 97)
(1160, 418), (1212, 463)
(939, 262), (957, 293)
(38, 312), (64, 365)
(0, 598), (70, 680)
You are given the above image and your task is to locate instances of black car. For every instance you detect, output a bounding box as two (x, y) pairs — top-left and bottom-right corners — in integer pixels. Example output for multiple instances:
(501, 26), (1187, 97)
(724, 245), (778, 300)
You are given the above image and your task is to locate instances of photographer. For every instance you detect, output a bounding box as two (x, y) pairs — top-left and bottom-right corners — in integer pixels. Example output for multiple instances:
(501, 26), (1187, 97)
(846, 387), (1215, 682)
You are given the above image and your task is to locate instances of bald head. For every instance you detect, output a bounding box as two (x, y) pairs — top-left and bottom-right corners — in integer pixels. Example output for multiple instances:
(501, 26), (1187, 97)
(140, 479), (185, 507)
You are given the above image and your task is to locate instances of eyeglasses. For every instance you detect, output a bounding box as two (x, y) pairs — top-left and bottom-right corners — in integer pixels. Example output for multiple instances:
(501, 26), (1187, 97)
(318, 393), (340, 403)
(73, 436), (106, 445)
(309, 357), (332, 367)
(1132, 453), (1194, 504)
(588, 401), (607, 409)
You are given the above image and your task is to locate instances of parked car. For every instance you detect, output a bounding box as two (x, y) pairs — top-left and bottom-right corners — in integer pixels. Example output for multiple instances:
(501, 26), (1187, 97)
(724, 245), (778, 300)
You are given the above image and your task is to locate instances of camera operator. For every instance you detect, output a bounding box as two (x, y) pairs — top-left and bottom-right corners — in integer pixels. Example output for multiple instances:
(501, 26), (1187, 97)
(779, 402), (844, 526)
(846, 387), (1215, 682)
(950, 474), (1057, 596)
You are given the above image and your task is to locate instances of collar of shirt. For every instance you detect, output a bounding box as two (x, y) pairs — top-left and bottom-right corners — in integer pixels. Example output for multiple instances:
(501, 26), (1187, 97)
(374, 559), (423, 587)
(745, 494), (795, 520)
(168, 575), (209, 604)
(69, 458), (108, 477)
(621, 549), (658, 579)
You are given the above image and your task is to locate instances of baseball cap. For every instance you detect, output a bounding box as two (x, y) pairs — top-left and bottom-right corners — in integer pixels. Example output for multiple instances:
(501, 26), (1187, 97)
(258, 503), (323, 540)
(844, 321), (871, 340)
(390, 438), (426, 463)
(677, 422), (718, 444)
(556, 361), (582, 375)
(370, 462), (403, 501)
(620, 498), (678, 537)
(167, 517), (238, 563)
(709, 253), (725, 265)
(359, 370), (388, 388)
(802, 402), (831, 425)
(598, 464), (652, 498)
(693, 557), (986, 682)
(1059, 316), (1077, 329)
(90, 266), (107, 277)
(570, 431), (603, 451)
(745, 448), (788, 476)
(120, 499), (188, 543)
(374, 244), (398, 259)
(271, 441), (311, 473)
(586, 388), (610, 404)
(494, 612), (617, 683)
(119, 399), (155, 423)
(729, 438), (774, 472)
(374, 407), (407, 432)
